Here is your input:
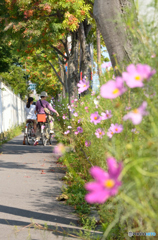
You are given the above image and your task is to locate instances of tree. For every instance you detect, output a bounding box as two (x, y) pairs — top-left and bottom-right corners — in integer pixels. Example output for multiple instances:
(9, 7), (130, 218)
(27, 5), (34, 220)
(93, 0), (135, 69)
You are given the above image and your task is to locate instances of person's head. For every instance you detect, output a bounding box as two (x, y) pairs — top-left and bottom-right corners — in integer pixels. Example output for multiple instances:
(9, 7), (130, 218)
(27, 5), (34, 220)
(26, 97), (34, 108)
(40, 91), (47, 100)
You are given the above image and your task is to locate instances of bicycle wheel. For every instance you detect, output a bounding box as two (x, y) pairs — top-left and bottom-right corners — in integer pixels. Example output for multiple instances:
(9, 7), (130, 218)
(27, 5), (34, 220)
(26, 124), (32, 145)
(41, 125), (49, 146)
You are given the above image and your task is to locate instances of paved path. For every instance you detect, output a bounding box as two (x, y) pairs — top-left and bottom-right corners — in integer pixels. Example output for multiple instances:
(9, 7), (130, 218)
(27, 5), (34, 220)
(0, 134), (79, 240)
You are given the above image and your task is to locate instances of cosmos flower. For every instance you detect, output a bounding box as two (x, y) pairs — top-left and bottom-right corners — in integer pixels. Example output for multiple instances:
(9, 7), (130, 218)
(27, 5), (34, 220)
(100, 77), (126, 99)
(85, 157), (122, 204)
(123, 101), (148, 125)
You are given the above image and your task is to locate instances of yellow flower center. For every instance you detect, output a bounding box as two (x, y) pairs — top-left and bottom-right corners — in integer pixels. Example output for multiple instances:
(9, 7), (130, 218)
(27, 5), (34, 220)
(83, 84), (86, 87)
(135, 75), (141, 81)
(115, 128), (118, 132)
(112, 88), (119, 95)
(99, 132), (102, 135)
(104, 179), (115, 188)
(133, 109), (139, 114)
(94, 117), (97, 120)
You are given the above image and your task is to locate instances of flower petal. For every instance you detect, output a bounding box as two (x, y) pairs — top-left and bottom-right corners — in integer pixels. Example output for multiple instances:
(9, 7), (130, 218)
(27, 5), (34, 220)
(85, 190), (110, 204)
(90, 166), (109, 183)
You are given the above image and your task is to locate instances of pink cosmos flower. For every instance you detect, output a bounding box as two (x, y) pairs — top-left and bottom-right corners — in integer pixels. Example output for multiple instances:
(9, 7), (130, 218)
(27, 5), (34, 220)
(77, 76), (90, 94)
(74, 131), (79, 135)
(85, 140), (91, 147)
(91, 91), (95, 96)
(85, 106), (88, 110)
(73, 112), (78, 117)
(101, 62), (112, 69)
(62, 115), (66, 120)
(100, 77), (126, 99)
(123, 101), (148, 125)
(125, 106), (131, 110)
(110, 123), (123, 133)
(74, 98), (78, 102)
(151, 54), (156, 58)
(107, 129), (115, 138)
(101, 110), (112, 120)
(77, 126), (83, 133)
(68, 126), (72, 129)
(53, 143), (66, 156)
(90, 112), (102, 125)
(131, 128), (139, 134)
(85, 157), (122, 204)
(71, 100), (74, 103)
(95, 128), (105, 139)
(78, 119), (81, 123)
(122, 64), (156, 88)
(64, 130), (70, 135)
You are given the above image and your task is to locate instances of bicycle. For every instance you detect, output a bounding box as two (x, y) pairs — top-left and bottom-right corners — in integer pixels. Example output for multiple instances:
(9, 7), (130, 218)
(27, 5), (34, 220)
(37, 114), (54, 146)
(24, 120), (36, 145)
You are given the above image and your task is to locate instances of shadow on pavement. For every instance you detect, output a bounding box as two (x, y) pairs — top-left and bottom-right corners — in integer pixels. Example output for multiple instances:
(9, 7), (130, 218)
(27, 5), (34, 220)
(0, 218), (79, 239)
(0, 205), (77, 227)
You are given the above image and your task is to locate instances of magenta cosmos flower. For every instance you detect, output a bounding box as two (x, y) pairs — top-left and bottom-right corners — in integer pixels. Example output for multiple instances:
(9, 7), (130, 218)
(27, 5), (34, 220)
(85, 157), (122, 204)
(90, 112), (102, 125)
(122, 64), (156, 88)
(123, 101), (148, 125)
(95, 128), (105, 139)
(100, 77), (126, 99)
(77, 126), (83, 133)
(101, 110), (112, 120)
(85, 140), (91, 147)
(77, 76), (90, 94)
(110, 123), (123, 133)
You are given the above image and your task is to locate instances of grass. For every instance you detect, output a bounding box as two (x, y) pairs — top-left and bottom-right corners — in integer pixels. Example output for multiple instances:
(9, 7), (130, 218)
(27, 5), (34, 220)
(0, 123), (24, 145)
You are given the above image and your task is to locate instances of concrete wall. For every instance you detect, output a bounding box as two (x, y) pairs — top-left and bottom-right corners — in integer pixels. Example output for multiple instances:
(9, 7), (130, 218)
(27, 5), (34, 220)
(0, 81), (26, 133)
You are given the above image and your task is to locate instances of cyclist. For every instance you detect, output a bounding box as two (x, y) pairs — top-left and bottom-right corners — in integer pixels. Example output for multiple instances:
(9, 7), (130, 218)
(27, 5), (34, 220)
(34, 91), (59, 146)
(23, 97), (37, 145)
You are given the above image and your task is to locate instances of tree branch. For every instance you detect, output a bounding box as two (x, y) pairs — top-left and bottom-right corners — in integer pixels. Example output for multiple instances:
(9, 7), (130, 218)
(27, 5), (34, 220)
(47, 60), (64, 87)
(50, 44), (68, 60)
(36, 53), (64, 87)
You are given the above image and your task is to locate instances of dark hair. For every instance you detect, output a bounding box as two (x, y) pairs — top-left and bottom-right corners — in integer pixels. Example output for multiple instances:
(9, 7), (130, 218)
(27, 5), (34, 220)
(26, 97), (34, 108)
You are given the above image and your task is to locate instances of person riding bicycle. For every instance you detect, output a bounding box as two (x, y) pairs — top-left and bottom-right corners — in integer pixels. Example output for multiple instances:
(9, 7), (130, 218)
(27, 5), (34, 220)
(23, 97), (37, 145)
(34, 91), (59, 146)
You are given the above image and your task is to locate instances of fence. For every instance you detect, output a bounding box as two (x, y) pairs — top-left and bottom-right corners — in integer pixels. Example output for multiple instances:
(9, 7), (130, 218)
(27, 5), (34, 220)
(0, 81), (26, 134)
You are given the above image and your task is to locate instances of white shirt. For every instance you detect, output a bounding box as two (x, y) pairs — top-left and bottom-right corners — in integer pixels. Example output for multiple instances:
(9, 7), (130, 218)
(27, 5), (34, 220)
(25, 105), (36, 120)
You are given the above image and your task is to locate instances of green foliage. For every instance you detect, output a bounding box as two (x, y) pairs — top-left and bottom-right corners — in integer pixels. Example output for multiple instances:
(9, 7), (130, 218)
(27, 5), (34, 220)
(0, 65), (30, 99)
(54, 10), (158, 236)
(0, 123), (24, 145)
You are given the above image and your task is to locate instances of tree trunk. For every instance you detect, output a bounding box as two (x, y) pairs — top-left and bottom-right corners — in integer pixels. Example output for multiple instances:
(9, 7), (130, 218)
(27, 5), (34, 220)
(97, 27), (101, 77)
(93, 0), (135, 70)
(79, 22), (91, 81)
(67, 32), (79, 102)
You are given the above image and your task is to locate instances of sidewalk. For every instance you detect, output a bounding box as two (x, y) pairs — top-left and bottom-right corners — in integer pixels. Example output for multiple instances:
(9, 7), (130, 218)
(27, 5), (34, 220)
(0, 134), (79, 240)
